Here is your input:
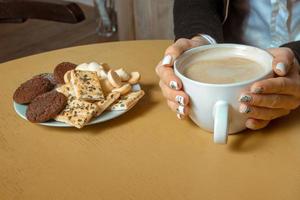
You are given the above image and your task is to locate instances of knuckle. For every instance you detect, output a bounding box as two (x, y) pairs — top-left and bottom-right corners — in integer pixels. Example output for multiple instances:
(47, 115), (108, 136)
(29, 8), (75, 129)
(252, 95), (264, 106)
(284, 47), (295, 60)
(277, 77), (288, 92)
(270, 95), (281, 108)
(176, 38), (189, 45)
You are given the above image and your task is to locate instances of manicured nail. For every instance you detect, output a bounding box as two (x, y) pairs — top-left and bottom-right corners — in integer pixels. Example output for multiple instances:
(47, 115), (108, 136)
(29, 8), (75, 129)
(275, 62), (286, 75)
(177, 113), (184, 120)
(239, 94), (252, 103)
(169, 81), (179, 90)
(175, 95), (185, 106)
(239, 104), (251, 113)
(162, 55), (172, 65)
(245, 120), (255, 129)
(176, 105), (185, 115)
(251, 87), (263, 94)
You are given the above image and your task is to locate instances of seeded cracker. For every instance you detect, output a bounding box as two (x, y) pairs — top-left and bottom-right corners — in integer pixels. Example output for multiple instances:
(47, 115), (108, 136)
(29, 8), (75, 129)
(95, 92), (120, 116)
(55, 98), (98, 129)
(56, 83), (75, 98)
(110, 90), (145, 111)
(70, 70), (105, 101)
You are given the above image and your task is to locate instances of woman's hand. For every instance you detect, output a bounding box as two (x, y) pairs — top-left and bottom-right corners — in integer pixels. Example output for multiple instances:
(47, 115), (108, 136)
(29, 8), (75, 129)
(156, 37), (209, 119)
(239, 47), (300, 130)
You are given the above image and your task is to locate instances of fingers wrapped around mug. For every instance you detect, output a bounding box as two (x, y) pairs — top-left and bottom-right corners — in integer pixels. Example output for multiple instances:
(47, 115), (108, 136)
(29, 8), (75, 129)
(268, 47), (295, 76)
(166, 100), (190, 119)
(159, 81), (189, 106)
(156, 62), (183, 90)
(239, 93), (300, 110)
(239, 103), (290, 121)
(250, 77), (300, 97)
(245, 118), (270, 130)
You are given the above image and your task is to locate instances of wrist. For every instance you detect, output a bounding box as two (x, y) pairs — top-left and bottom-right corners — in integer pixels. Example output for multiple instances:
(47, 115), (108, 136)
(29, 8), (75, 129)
(192, 34), (217, 45)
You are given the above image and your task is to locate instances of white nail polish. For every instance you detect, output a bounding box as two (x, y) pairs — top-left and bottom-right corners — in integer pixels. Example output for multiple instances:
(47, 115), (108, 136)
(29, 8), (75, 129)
(175, 95), (185, 106)
(177, 113), (184, 120)
(176, 105), (185, 115)
(162, 55), (172, 65)
(275, 62), (286, 75)
(169, 81), (179, 90)
(239, 104), (251, 113)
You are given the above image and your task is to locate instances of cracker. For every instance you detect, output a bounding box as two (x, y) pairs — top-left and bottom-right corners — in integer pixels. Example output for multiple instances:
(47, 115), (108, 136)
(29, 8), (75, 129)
(55, 98), (98, 129)
(56, 83), (75, 98)
(110, 90), (145, 111)
(70, 70), (105, 101)
(95, 92), (121, 116)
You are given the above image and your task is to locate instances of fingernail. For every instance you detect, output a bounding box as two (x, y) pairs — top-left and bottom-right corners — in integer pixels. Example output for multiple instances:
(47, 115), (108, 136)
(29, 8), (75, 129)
(175, 95), (185, 106)
(251, 87), (263, 94)
(162, 55), (172, 65)
(239, 104), (251, 113)
(176, 105), (185, 115)
(239, 94), (252, 103)
(169, 81), (179, 90)
(177, 113), (184, 120)
(245, 120), (255, 129)
(275, 62), (286, 75)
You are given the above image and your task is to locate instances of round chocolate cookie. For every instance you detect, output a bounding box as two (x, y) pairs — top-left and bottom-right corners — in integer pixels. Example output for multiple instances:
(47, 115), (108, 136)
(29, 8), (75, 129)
(13, 77), (54, 104)
(53, 62), (77, 84)
(26, 91), (67, 123)
(33, 73), (57, 85)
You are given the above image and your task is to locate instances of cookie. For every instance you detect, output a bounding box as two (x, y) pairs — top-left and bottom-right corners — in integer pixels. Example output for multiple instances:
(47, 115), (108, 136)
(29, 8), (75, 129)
(115, 68), (130, 81)
(112, 83), (131, 95)
(107, 70), (122, 88)
(55, 98), (98, 128)
(26, 91), (67, 123)
(13, 77), (54, 104)
(33, 73), (57, 85)
(54, 62), (77, 84)
(99, 78), (114, 96)
(128, 72), (141, 84)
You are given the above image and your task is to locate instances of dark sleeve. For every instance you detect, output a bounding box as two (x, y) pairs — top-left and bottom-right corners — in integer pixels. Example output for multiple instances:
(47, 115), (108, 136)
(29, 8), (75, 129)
(281, 41), (300, 63)
(173, 0), (224, 42)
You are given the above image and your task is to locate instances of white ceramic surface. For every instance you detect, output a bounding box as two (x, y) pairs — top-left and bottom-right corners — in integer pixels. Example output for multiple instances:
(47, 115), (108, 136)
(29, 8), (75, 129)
(174, 44), (273, 144)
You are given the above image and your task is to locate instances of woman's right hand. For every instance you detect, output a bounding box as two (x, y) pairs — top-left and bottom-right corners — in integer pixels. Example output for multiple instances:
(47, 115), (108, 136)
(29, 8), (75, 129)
(155, 37), (210, 119)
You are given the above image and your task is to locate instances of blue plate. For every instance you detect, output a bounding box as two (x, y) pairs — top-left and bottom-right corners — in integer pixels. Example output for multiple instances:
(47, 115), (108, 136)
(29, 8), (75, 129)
(13, 84), (141, 127)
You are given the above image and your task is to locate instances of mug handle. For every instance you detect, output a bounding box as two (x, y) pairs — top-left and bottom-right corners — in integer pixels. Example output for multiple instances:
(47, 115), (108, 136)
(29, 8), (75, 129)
(213, 100), (229, 144)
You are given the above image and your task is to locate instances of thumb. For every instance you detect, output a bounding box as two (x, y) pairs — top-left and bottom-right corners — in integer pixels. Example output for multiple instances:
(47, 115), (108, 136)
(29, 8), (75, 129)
(162, 37), (207, 67)
(268, 47), (295, 76)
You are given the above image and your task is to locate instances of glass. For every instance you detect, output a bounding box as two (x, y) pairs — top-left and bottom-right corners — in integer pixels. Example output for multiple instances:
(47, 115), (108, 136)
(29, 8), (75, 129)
(93, 0), (117, 37)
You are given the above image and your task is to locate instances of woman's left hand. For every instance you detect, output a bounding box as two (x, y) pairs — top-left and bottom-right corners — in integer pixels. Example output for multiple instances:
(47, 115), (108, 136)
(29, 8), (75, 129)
(239, 47), (300, 130)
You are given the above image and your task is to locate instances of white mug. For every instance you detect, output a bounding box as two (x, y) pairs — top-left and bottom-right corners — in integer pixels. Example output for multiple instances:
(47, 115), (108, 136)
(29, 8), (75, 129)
(174, 44), (273, 144)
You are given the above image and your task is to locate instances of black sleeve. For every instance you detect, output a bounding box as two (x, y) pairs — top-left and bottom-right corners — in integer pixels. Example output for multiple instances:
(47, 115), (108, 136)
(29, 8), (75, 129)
(281, 41), (300, 63)
(173, 0), (224, 42)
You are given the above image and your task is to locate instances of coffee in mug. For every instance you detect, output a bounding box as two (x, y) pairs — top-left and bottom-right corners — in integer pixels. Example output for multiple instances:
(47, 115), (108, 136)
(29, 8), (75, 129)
(184, 56), (265, 84)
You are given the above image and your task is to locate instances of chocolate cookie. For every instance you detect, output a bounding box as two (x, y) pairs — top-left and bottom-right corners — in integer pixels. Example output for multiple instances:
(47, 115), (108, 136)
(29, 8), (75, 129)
(26, 91), (67, 123)
(33, 73), (57, 85)
(53, 62), (77, 84)
(13, 77), (54, 104)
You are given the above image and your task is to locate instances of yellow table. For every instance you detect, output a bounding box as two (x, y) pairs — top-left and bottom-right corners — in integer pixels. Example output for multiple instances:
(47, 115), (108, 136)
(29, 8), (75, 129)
(1, 41), (300, 200)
